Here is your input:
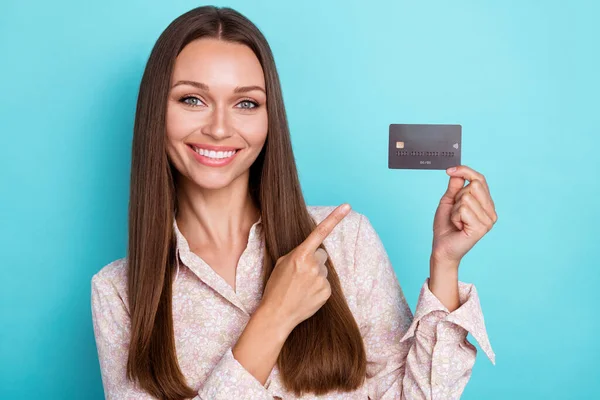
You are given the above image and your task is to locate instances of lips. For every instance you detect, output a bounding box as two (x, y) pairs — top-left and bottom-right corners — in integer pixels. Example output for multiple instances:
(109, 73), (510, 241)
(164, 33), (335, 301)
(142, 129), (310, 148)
(187, 144), (240, 167)
(187, 143), (242, 152)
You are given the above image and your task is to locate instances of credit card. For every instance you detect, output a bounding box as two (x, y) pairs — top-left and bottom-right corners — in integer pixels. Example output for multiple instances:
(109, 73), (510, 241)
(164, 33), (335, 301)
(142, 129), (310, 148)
(388, 124), (461, 170)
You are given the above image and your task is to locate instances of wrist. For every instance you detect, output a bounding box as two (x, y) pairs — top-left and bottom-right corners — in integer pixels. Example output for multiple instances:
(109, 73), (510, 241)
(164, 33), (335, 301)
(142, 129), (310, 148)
(430, 254), (460, 275)
(254, 303), (294, 344)
(428, 258), (460, 312)
(429, 256), (459, 289)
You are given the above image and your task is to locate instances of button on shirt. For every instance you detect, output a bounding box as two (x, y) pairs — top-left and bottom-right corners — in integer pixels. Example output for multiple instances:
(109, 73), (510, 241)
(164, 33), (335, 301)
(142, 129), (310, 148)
(91, 205), (495, 399)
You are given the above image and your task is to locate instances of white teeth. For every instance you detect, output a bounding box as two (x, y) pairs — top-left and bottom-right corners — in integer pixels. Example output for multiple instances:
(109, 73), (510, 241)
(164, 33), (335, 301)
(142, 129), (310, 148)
(193, 146), (237, 159)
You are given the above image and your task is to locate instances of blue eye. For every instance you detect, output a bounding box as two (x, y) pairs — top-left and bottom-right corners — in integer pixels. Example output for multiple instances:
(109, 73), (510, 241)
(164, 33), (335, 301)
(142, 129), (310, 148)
(180, 96), (205, 107)
(237, 100), (259, 109)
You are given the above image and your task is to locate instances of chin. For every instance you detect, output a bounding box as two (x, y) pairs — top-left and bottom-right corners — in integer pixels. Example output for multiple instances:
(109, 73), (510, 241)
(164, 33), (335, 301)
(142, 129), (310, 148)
(191, 166), (251, 190)
(191, 177), (233, 191)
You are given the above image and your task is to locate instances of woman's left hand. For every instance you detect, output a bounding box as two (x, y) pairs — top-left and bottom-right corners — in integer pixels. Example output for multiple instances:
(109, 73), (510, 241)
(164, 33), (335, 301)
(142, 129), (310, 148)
(431, 165), (498, 267)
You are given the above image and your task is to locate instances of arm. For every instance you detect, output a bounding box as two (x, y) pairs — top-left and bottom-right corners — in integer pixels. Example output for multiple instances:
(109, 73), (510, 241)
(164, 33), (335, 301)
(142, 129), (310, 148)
(231, 304), (291, 385)
(91, 272), (276, 400)
(353, 214), (495, 400)
(428, 259), (460, 312)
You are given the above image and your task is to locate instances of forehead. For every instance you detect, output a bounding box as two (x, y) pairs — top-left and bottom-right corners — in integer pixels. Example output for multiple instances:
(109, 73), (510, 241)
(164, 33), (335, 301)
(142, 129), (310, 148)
(171, 38), (265, 88)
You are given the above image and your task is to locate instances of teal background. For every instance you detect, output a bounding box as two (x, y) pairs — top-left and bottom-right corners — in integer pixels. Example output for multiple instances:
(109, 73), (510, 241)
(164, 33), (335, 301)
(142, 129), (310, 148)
(1, 0), (598, 398)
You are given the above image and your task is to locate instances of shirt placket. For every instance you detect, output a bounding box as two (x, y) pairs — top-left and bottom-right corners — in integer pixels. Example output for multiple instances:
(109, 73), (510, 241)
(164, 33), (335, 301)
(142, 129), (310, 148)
(234, 225), (265, 316)
(172, 217), (264, 316)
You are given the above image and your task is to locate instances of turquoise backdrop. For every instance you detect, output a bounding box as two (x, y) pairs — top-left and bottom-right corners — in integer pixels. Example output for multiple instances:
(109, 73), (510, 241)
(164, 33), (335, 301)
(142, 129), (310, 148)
(1, 0), (598, 398)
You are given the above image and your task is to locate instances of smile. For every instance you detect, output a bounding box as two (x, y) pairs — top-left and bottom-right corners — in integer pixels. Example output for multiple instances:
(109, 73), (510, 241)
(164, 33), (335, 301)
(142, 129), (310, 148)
(191, 145), (237, 159)
(187, 144), (241, 167)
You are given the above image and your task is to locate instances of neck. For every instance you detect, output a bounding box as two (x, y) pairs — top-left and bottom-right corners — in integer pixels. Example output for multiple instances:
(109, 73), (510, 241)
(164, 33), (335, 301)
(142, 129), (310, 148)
(175, 171), (260, 250)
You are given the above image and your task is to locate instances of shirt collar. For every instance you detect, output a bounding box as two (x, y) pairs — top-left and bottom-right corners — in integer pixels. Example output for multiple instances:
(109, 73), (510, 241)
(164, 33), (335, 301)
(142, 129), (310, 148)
(171, 214), (263, 314)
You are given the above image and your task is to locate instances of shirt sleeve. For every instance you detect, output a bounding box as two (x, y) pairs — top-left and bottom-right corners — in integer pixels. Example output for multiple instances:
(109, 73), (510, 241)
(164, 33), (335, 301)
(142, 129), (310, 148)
(91, 272), (273, 400)
(352, 213), (496, 400)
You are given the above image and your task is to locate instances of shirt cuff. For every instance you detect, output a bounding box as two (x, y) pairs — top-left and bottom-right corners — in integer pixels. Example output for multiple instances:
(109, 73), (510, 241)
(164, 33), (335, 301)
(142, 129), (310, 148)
(198, 347), (273, 399)
(399, 278), (496, 365)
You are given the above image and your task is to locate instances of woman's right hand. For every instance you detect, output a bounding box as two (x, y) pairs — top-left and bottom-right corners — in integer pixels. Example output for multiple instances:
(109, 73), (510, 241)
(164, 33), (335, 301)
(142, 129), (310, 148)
(232, 204), (352, 384)
(259, 204), (352, 332)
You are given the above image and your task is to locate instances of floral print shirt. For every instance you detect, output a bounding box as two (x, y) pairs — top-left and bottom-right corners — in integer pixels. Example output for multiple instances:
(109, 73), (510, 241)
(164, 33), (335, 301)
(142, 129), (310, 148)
(91, 205), (495, 399)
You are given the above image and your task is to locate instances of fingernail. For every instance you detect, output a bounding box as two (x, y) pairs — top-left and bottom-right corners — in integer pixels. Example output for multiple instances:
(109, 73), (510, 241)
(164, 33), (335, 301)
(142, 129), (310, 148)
(341, 203), (351, 212)
(447, 167), (457, 173)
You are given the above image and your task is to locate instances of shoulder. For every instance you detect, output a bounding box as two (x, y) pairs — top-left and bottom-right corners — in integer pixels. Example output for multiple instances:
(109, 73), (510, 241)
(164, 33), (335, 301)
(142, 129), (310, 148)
(92, 257), (128, 286)
(91, 257), (129, 309)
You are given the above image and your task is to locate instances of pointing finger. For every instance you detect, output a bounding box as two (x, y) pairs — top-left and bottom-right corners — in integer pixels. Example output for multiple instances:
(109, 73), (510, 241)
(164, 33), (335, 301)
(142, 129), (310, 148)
(298, 204), (351, 254)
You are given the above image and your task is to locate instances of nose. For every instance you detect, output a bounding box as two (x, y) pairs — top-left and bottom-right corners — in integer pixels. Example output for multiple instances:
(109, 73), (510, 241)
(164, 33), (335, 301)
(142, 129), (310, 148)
(201, 104), (232, 140)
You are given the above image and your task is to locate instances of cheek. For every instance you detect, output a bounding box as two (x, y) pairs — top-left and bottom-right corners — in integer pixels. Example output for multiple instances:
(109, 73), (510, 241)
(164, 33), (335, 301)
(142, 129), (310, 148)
(165, 105), (195, 170)
(166, 104), (196, 141)
(234, 111), (268, 147)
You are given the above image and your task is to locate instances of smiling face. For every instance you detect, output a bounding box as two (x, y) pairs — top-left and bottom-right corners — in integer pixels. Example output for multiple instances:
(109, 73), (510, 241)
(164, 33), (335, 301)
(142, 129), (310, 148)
(166, 38), (268, 190)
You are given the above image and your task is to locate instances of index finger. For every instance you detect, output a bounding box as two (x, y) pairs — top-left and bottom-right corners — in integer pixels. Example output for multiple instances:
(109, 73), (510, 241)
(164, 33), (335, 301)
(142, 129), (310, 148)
(297, 204), (351, 254)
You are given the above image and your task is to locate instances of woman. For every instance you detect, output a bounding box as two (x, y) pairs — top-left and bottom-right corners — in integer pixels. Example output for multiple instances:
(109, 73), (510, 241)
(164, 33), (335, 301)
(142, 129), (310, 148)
(91, 5), (497, 400)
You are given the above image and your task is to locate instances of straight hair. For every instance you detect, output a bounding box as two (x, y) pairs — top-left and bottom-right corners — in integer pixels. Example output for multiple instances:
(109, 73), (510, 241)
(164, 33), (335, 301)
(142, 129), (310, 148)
(126, 6), (366, 399)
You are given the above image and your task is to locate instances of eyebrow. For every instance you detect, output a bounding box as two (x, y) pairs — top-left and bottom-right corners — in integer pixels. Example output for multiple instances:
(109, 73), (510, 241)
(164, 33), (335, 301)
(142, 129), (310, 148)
(171, 80), (266, 94)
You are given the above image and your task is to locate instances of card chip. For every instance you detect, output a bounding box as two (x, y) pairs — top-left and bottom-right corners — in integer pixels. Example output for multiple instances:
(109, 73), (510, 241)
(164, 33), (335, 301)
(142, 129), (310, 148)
(396, 141), (405, 149)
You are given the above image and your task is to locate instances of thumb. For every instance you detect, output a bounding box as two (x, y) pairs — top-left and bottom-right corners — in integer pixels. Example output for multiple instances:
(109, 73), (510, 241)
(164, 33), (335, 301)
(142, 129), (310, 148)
(441, 175), (466, 204)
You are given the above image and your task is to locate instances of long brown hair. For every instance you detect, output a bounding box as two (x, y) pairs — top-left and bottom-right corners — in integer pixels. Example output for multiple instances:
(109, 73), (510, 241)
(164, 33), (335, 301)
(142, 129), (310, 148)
(127, 6), (366, 399)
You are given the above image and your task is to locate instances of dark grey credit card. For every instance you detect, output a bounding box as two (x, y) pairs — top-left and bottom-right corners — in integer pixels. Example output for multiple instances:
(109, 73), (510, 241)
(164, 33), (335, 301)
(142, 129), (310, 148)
(388, 124), (461, 170)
